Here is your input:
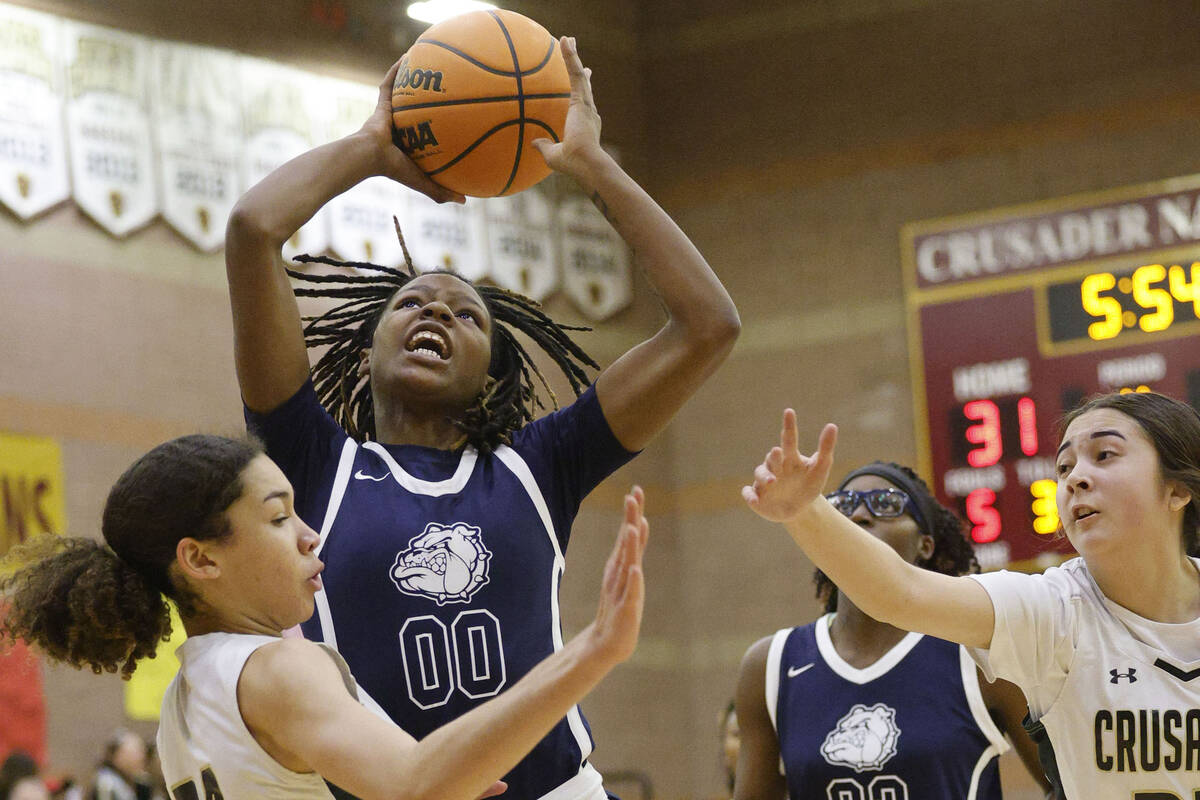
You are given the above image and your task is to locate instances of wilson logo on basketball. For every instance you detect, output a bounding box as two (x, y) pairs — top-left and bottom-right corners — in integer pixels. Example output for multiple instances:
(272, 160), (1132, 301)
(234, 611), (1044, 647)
(395, 121), (440, 154)
(394, 58), (445, 93)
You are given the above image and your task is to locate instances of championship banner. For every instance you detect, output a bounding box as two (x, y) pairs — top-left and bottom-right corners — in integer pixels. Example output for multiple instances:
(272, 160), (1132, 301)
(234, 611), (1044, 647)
(559, 196), (632, 320)
(63, 21), (156, 236)
(239, 57), (329, 261)
(0, 5), (69, 220)
(485, 189), (557, 300)
(0, 431), (65, 557)
(403, 194), (489, 281)
(324, 78), (408, 266)
(151, 42), (241, 252)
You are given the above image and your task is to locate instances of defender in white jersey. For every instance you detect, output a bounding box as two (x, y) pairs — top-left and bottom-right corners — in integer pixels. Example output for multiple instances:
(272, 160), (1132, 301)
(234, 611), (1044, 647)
(743, 392), (1200, 799)
(1, 434), (650, 800)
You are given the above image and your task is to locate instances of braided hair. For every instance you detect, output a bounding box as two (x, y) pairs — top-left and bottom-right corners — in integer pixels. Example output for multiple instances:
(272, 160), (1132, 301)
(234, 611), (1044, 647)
(815, 462), (979, 614)
(287, 224), (599, 453)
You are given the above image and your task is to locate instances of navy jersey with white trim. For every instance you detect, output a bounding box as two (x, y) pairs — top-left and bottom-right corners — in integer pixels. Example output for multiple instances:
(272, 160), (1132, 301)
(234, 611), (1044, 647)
(246, 381), (635, 800)
(768, 616), (1008, 800)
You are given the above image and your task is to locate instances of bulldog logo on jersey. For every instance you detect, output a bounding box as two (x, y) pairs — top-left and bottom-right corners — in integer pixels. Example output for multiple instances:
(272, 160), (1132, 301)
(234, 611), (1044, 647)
(390, 522), (492, 605)
(820, 703), (901, 772)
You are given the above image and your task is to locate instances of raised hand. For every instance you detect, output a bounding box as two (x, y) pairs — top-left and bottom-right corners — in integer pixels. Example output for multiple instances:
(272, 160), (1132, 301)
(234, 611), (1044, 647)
(362, 59), (464, 204)
(586, 487), (648, 665)
(742, 410), (839, 523)
(531, 37), (606, 178)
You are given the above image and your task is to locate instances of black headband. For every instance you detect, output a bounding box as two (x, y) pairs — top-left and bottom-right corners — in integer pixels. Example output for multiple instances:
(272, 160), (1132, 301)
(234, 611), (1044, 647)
(837, 462), (938, 537)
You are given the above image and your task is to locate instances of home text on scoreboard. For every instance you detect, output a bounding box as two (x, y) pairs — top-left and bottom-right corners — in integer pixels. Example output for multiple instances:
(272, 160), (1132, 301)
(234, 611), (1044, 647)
(901, 174), (1200, 570)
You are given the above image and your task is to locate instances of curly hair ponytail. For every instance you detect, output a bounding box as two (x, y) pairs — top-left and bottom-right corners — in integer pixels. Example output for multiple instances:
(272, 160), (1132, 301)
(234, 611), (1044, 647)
(1, 434), (262, 679)
(2, 537), (171, 679)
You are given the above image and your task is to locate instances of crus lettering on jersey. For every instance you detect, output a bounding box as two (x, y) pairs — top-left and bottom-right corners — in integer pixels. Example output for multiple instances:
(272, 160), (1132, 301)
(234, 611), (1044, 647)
(1095, 709), (1200, 772)
(390, 522), (492, 605)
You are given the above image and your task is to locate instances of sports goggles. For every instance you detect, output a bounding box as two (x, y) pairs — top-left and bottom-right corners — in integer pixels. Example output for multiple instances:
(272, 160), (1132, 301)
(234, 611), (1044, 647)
(825, 488), (917, 520)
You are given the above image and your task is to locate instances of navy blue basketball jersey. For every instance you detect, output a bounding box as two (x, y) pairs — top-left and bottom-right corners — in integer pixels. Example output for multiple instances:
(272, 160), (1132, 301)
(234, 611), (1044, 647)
(246, 381), (635, 800)
(768, 614), (1008, 800)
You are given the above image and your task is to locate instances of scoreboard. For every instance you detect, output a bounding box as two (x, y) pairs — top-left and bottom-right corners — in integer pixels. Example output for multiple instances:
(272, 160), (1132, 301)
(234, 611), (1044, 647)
(902, 174), (1200, 571)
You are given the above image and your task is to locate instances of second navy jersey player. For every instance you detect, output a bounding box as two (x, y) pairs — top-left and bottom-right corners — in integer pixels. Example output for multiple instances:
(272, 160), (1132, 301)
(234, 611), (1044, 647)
(247, 380), (635, 800)
(767, 615), (1009, 800)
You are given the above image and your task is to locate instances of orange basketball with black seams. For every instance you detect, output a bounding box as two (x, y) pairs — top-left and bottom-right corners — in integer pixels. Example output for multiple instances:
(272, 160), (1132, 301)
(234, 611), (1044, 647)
(391, 10), (569, 198)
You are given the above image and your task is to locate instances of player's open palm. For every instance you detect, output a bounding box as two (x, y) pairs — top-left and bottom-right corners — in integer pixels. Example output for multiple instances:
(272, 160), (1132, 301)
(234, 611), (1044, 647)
(743, 411), (838, 523)
(587, 487), (648, 666)
(532, 37), (603, 176)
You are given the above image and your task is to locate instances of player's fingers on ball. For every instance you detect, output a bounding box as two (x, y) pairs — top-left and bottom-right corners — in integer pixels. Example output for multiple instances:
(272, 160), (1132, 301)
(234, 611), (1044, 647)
(380, 60), (402, 101)
(561, 36), (582, 76)
(741, 485), (758, 506)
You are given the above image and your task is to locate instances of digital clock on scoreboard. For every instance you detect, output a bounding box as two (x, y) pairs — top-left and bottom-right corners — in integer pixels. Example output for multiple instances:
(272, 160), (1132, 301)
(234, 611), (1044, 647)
(903, 174), (1200, 570)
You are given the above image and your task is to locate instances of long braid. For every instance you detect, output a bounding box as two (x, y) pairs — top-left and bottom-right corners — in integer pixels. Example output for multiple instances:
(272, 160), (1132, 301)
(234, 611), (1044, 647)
(285, 243), (600, 452)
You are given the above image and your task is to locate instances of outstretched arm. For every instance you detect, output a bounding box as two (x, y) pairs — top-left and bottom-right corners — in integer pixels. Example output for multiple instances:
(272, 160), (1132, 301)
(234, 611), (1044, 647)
(979, 672), (1052, 794)
(742, 410), (995, 649)
(227, 60), (463, 413)
(733, 637), (787, 800)
(239, 488), (649, 800)
(533, 38), (740, 452)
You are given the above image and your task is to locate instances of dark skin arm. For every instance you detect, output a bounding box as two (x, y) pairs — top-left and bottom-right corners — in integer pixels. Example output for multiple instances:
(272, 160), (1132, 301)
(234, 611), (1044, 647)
(226, 60), (462, 413)
(533, 38), (740, 452)
(732, 637), (787, 800)
(979, 670), (1053, 794)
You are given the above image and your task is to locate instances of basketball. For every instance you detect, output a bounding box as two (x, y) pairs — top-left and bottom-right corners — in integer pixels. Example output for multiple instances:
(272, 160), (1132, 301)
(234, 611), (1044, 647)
(391, 10), (569, 198)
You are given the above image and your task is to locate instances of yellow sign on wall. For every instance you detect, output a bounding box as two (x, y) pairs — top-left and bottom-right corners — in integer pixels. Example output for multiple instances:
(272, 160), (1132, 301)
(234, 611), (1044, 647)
(0, 432), (66, 557)
(125, 602), (187, 720)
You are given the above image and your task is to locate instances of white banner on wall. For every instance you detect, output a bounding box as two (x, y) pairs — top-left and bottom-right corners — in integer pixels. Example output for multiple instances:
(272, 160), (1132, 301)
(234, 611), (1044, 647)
(240, 56), (329, 260)
(151, 42), (241, 252)
(63, 21), (156, 236)
(324, 79), (408, 266)
(485, 189), (556, 301)
(0, 0), (635, 318)
(405, 194), (489, 281)
(559, 196), (632, 321)
(0, 6), (69, 219)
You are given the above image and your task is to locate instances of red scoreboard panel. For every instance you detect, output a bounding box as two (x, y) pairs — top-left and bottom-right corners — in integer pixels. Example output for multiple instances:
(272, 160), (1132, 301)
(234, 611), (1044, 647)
(901, 175), (1200, 571)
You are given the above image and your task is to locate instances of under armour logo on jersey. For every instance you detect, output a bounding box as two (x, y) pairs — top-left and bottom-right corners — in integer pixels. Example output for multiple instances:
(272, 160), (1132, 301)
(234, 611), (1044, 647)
(1109, 667), (1138, 684)
(391, 522), (492, 605)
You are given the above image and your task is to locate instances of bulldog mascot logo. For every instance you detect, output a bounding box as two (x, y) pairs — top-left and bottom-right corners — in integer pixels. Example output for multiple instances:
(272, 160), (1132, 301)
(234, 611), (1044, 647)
(820, 703), (901, 772)
(391, 522), (492, 605)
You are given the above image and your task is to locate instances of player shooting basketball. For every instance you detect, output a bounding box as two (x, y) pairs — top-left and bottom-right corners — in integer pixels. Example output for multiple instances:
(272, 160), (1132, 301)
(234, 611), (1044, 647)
(224, 34), (738, 800)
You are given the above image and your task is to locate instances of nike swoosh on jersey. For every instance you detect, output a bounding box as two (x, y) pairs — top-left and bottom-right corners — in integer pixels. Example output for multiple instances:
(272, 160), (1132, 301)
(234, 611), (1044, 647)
(353, 470), (388, 482)
(787, 663), (814, 678)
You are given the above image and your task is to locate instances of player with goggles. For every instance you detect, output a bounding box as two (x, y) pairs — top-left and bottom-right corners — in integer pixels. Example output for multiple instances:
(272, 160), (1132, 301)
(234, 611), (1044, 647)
(824, 487), (924, 526)
(733, 461), (1050, 800)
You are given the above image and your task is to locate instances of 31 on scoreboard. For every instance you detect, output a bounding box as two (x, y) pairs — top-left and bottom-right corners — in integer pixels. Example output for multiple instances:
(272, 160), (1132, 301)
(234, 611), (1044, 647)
(902, 174), (1200, 570)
